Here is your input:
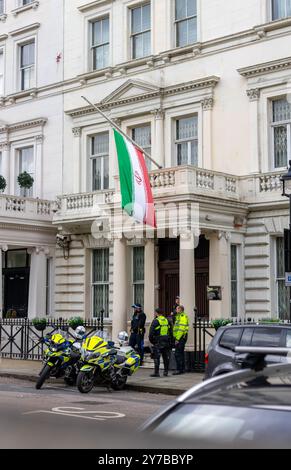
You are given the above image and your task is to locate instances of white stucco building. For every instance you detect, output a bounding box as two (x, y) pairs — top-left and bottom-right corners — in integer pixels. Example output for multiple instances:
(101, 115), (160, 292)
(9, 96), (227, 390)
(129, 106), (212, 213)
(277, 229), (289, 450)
(1, 1), (291, 339)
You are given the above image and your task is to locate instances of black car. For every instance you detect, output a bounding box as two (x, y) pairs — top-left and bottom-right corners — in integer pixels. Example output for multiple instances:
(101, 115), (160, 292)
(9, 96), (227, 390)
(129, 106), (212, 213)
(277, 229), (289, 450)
(141, 347), (291, 449)
(204, 324), (291, 379)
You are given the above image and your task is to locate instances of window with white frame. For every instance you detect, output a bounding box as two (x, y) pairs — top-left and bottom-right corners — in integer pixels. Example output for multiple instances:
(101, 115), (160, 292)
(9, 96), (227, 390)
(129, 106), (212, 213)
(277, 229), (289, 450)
(92, 249), (109, 318)
(91, 16), (109, 70)
(272, 98), (291, 168)
(272, 0), (291, 20)
(90, 132), (109, 191)
(175, 116), (198, 166)
(175, 0), (197, 47)
(132, 124), (152, 170)
(133, 246), (144, 306)
(131, 3), (151, 59)
(19, 40), (35, 91)
(18, 0), (33, 6)
(17, 146), (34, 197)
(46, 258), (53, 316)
(0, 0), (4, 15)
(0, 48), (4, 96)
(276, 237), (290, 320)
(231, 245), (238, 317)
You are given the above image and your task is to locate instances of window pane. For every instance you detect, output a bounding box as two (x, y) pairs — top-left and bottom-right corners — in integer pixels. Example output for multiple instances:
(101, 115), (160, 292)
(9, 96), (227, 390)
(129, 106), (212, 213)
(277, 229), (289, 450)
(272, 0), (286, 19)
(0, 0), (4, 14)
(142, 3), (151, 30)
(240, 328), (254, 346)
(133, 34), (143, 59)
(103, 154), (109, 190)
(177, 19), (188, 47)
(21, 42), (35, 67)
(277, 238), (285, 278)
(287, 0), (291, 16)
(93, 249), (109, 283)
(93, 284), (109, 317)
(251, 328), (281, 347)
(132, 125), (151, 149)
(143, 30), (151, 56)
(177, 142), (188, 165)
(274, 126), (287, 168)
(176, 0), (187, 20)
(133, 247), (144, 282)
(273, 99), (291, 122)
(188, 17), (197, 44)
(92, 158), (101, 191)
(132, 6), (142, 34)
(231, 245), (238, 317)
(187, 0), (197, 16)
(92, 133), (109, 155)
(177, 117), (197, 139)
(19, 147), (34, 174)
(92, 17), (109, 46)
(134, 284), (144, 306)
(278, 280), (289, 320)
(190, 140), (198, 165)
(7, 250), (27, 268)
(93, 44), (109, 69)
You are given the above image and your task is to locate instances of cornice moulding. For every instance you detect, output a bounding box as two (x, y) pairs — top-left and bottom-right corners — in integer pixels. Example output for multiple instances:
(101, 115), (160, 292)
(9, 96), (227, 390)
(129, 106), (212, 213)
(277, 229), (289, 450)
(9, 22), (40, 37)
(238, 56), (291, 77)
(0, 34), (8, 41)
(66, 76), (220, 118)
(78, 0), (114, 13)
(11, 1), (39, 16)
(0, 118), (47, 134)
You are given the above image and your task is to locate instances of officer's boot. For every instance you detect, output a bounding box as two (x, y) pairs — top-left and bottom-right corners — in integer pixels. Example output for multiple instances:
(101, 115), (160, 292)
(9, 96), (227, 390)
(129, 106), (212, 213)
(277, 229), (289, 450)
(150, 360), (160, 378)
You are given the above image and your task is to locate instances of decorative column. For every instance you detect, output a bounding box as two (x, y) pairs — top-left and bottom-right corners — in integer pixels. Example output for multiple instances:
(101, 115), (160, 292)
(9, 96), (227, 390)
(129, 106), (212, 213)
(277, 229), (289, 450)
(35, 135), (44, 198)
(0, 142), (10, 194)
(209, 231), (231, 319)
(144, 240), (155, 318)
(152, 109), (165, 168)
(179, 232), (195, 341)
(201, 97), (214, 170)
(112, 237), (128, 341)
(27, 247), (48, 318)
(246, 88), (260, 174)
(72, 127), (82, 193)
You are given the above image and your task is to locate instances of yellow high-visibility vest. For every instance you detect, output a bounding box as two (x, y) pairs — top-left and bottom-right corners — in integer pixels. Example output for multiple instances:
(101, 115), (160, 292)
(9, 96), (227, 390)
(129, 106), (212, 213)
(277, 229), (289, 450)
(155, 316), (169, 337)
(173, 313), (189, 341)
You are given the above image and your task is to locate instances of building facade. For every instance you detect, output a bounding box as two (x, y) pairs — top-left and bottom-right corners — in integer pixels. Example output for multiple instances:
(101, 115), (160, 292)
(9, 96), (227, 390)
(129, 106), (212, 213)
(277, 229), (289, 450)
(0, 0), (64, 318)
(1, 1), (291, 340)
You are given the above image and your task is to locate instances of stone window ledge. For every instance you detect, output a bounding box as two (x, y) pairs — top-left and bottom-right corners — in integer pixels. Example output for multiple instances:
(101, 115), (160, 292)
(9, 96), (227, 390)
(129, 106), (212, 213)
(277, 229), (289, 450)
(12, 1), (39, 16)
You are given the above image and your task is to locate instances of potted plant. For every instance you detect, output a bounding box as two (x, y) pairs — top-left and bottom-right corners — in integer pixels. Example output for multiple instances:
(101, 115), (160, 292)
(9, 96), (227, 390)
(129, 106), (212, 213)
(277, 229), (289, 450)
(32, 317), (47, 331)
(68, 316), (84, 330)
(6, 309), (17, 319)
(0, 175), (6, 193)
(211, 318), (233, 331)
(17, 171), (34, 197)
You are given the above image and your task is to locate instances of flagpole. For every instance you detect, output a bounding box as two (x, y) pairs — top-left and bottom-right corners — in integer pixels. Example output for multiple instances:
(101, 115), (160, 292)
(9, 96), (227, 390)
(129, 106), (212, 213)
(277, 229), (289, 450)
(81, 95), (162, 170)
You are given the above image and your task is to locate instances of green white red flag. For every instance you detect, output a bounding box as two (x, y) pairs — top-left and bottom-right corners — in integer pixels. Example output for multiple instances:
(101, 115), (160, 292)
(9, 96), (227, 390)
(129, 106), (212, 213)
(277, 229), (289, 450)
(113, 129), (156, 228)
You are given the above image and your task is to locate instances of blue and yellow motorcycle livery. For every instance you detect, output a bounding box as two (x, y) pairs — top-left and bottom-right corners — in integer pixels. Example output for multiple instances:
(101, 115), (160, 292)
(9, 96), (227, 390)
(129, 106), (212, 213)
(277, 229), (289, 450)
(76, 334), (140, 393)
(36, 331), (81, 389)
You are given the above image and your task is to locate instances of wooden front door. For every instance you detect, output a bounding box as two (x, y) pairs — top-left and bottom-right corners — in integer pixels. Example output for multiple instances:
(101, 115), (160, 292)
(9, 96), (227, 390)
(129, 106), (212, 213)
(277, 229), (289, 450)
(3, 268), (30, 318)
(195, 236), (209, 318)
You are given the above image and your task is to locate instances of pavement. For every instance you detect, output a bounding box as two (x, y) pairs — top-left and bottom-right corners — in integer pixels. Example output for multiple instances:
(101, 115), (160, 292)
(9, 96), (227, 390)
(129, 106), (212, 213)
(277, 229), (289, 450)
(0, 358), (204, 396)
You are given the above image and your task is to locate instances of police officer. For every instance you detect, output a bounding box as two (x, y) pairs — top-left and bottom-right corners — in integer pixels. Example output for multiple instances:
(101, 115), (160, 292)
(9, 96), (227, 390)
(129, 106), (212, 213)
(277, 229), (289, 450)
(149, 308), (171, 378)
(129, 304), (146, 363)
(173, 305), (189, 375)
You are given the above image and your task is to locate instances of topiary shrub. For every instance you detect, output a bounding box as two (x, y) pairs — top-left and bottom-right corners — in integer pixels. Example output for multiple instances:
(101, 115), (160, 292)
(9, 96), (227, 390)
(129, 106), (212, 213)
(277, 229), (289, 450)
(68, 316), (84, 330)
(32, 317), (47, 331)
(211, 318), (233, 331)
(0, 175), (6, 193)
(17, 171), (34, 196)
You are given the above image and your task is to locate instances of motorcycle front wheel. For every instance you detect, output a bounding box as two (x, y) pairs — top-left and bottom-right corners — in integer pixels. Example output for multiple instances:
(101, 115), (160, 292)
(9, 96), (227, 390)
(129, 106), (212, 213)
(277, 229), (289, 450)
(77, 370), (95, 393)
(35, 364), (51, 390)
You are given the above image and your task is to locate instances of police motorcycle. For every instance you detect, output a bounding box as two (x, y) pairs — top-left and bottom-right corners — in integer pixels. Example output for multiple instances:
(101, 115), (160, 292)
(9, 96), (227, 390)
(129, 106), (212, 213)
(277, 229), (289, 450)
(35, 326), (85, 390)
(76, 331), (140, 393)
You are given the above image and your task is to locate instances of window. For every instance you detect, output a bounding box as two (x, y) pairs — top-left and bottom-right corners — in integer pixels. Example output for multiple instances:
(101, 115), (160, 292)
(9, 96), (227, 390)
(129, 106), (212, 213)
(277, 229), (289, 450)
(175, 116), (198, 166)
(219, 328), (243, 350)
(272, 0), (291, 20)
(251, 328), (282, 347)
(19, 41), (35, 91)
(91, 17), (109, 70)
(276, 237), (290, 320)
(92, 249), (109, 318)
(240, 328), (254, 346)
(132, 125), (152, 170)
(231, 245), (238, 318)
(0, 48), (4, 96)
(272, 98), (291, 168)
(90, 133), (109, 191)
(0, 0), (4, 15)
(131, 3), (151, 59)
(46, 258), (52, 316)
(133, 246), (144, 306)
(175, 0), (197, 47)
(18, 147), (34, 197)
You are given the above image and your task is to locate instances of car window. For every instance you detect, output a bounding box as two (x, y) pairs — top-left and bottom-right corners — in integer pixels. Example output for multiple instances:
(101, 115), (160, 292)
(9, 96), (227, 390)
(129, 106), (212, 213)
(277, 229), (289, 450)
(240, 328), (254, 346)
(284, 330), (291, 348)
(251, 328), (282, 347)
(219, 328), (242, 350)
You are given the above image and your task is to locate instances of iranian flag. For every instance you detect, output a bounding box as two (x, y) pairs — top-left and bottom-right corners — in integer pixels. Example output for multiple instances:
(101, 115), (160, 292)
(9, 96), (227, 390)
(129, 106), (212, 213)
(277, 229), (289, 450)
(113, 129), (156, 228)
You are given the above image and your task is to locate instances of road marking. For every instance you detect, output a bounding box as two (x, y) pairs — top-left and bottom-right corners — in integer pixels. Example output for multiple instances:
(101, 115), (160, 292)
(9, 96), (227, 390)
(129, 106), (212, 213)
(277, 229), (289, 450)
(23, 406), (125, 421)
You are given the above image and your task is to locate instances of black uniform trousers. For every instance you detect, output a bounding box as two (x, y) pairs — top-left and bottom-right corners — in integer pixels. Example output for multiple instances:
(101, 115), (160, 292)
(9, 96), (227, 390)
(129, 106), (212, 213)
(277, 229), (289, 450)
(174, 336), (187, 372)
(152, 342), (170, 374)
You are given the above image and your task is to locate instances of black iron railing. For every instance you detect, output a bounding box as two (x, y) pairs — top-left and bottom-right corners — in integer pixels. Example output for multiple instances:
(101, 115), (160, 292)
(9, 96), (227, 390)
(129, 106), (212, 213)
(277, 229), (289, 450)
(0, 317), (104, 361)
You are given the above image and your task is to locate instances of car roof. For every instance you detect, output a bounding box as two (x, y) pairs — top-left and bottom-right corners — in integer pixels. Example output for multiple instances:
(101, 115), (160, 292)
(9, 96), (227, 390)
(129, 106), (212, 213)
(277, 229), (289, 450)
(178, 361), (291, 405)
(220, 323), (291, 330)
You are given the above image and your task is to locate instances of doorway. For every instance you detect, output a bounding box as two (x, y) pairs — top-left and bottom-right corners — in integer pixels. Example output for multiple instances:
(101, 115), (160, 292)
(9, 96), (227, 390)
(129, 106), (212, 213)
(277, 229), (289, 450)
(158, 239), (179, 314)
(2, 250), (30, 318)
